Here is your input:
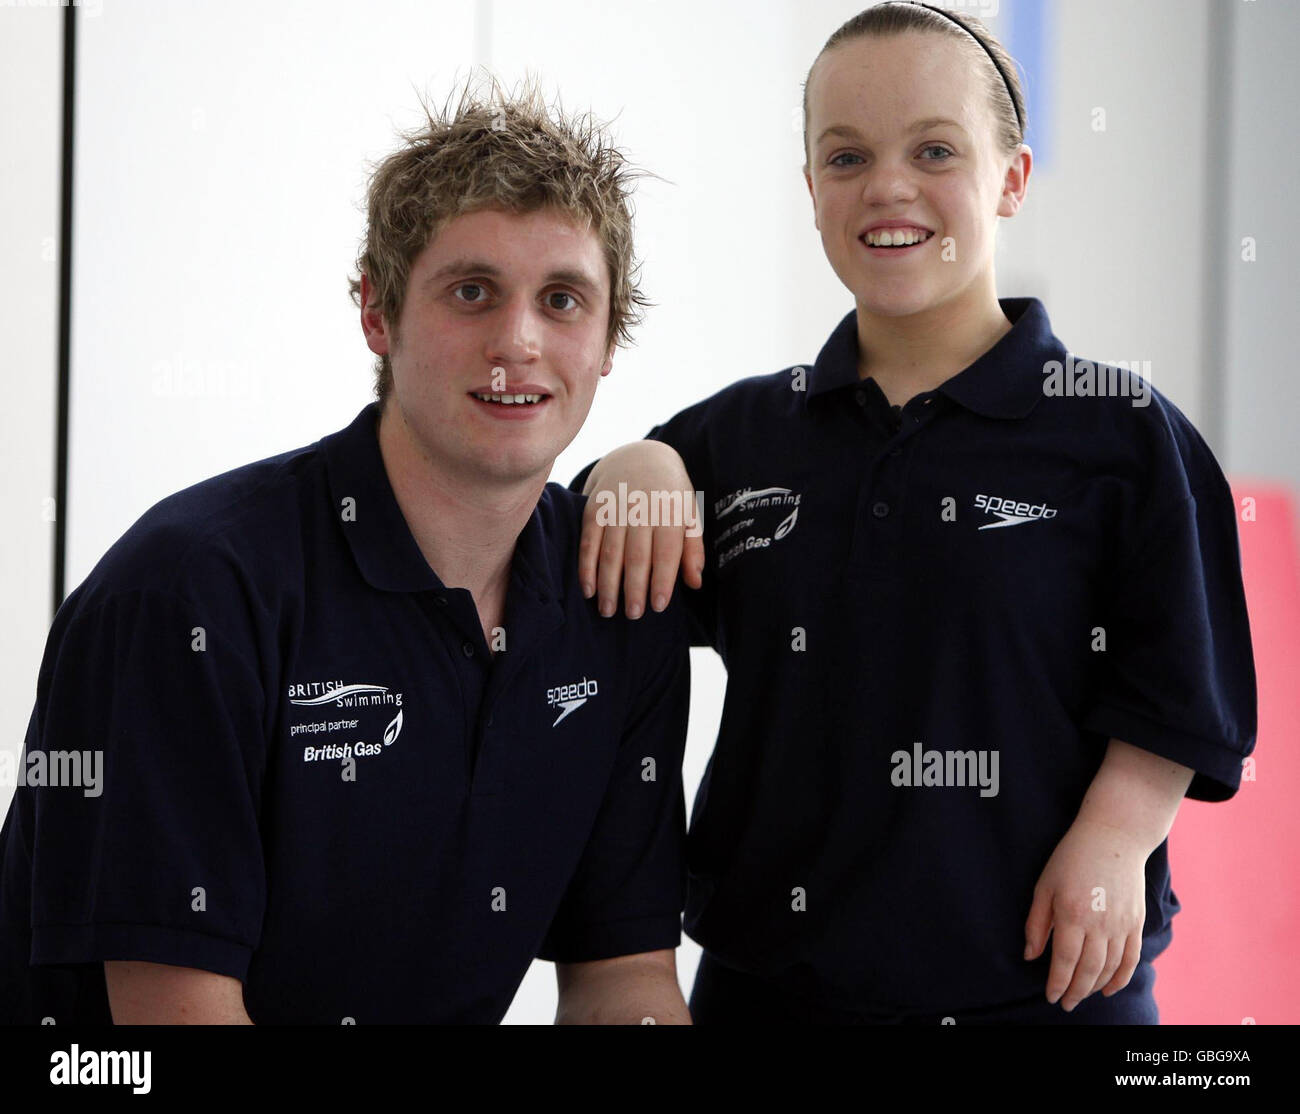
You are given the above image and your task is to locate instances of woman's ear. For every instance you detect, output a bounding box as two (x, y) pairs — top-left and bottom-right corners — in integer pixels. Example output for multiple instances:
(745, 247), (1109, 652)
(997, 145), (1033, 219)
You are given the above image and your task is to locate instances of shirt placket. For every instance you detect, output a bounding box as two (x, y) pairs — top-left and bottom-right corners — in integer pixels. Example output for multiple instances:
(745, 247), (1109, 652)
(847, 390), (938, 580)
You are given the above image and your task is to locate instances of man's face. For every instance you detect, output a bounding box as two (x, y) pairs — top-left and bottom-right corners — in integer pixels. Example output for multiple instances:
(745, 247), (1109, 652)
(804, 32), (1021, 318)
(363, 206), (614, 487)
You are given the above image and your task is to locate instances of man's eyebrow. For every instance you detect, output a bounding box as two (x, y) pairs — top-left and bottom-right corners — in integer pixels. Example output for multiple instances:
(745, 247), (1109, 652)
(424, 259), (601, 291)
(815, 117), (967, 145)
(542, 267), (601, 292)
(425, 259), (502, 287)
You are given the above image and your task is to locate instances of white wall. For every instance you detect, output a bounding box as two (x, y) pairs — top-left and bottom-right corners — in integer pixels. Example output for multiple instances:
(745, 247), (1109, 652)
(66, 0), (477, 586)
(1224, 0), (1300, 489)
(0, 5), (62, 822)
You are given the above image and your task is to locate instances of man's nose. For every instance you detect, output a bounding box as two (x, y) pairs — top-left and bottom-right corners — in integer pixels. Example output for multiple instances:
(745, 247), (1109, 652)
(486, 296), (541, 365)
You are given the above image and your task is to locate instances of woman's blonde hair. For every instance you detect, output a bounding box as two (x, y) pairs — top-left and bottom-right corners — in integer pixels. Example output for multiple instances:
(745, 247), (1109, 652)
(348, 73), (650, 402)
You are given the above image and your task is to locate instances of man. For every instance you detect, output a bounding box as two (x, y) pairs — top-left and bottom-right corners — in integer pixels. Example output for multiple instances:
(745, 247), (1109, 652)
(0, 80), (692, 1024)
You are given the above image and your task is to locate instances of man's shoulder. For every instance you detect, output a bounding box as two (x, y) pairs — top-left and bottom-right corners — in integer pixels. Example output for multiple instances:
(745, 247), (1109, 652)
(535, 482), (689, 650)
(64, 436), (325, 625)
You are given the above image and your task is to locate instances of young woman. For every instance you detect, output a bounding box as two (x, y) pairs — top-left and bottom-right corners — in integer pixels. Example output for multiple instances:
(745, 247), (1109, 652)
(574, 2), (1255, 1024)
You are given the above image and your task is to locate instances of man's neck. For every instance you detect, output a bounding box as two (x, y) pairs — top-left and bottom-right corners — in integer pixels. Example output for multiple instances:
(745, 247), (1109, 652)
(376, 401), (546, 637)
(854, 281), (1012, 409)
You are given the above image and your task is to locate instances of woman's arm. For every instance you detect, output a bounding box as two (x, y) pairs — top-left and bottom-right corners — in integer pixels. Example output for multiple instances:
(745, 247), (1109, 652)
(578, 440), (705, 619)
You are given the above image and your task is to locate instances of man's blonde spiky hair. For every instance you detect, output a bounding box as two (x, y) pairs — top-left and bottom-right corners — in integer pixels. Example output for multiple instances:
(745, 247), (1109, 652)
(348, 72), (651, 402)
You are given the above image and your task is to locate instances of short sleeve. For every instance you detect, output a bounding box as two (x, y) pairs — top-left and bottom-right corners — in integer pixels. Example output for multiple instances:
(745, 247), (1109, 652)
(538, 610), (690, 963)
(25, 587), (267, 980)
(1082, 434), (1257, 801)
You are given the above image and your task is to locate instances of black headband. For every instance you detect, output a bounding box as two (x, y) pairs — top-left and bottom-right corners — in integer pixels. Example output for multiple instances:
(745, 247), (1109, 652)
(907, 2), (1024, 138)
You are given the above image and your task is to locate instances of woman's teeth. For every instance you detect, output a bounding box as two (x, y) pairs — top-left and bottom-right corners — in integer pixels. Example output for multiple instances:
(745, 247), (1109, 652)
(863, 228), (933, 247)
(473, 392), (544, 404)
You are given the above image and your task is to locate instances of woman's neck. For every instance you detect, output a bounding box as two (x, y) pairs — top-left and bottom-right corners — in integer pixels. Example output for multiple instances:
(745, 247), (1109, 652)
(854, 283), (1013, 409)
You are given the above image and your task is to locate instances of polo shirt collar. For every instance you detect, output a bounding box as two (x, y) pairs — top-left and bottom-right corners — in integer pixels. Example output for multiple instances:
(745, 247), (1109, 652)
(806, 297), (1064, 419)
(320, 401), (561, 604)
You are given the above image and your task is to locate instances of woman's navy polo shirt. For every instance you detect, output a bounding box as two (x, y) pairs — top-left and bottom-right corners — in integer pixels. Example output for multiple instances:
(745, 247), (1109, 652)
(0, 402), (689, 1024)
(594, 297), (1257, 1014)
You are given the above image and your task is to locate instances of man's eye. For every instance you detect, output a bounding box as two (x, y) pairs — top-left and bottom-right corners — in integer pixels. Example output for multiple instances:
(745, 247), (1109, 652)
(454, 283), (488, 303)
(547, 291), (578, 311)
(920, 145), (953, 161)
(829, 152), (863, 167)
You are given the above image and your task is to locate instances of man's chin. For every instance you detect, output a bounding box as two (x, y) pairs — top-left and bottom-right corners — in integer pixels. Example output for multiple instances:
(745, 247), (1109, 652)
(466, 449), (557, 491)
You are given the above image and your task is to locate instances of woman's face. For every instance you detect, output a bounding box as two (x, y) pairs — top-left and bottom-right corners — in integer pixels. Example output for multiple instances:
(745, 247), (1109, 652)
(804, 31), (1027, 319)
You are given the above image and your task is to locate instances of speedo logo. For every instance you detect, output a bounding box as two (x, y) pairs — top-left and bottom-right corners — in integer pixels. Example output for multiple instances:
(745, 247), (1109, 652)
(547, 676), (599, 727)
(974, 493), (1058, 530)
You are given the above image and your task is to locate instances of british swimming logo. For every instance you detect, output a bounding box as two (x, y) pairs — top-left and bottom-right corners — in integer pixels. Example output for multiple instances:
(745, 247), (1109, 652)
(288, 678), (405, 765)
(288, 681), (401, 707)
(714, 484), (802, 569)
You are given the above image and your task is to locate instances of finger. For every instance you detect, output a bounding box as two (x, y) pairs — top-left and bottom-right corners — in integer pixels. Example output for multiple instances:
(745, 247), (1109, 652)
(681, 529), (705, 590)
(1086, 925), (1128, 993)
(1089, 936), (1123, 999)
(595, 523), (628, 618)
(1059, 933), (1108, 1012)
(680, 492), (706, 591)
(648, 524), (686, 613)
(578, 500), (604, 599)
(1101, 932), (1143, 997)
(622, 523), (655, 619)
(1023, 885), (1054, 961)
(1045, 923), (1085, 1004)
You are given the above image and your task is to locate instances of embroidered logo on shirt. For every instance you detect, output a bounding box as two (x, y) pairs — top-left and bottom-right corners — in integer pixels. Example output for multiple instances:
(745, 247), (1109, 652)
(713, 484), (802, 569)
(287, 679), (405, 764)
(547, 676), (599, 727)
(288, 681), (402, 708)
(974, 493), (1059, 530)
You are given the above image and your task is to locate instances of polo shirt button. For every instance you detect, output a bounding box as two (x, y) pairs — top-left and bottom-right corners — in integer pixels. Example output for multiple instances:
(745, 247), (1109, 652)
(854, 388), (867, 406)
(461, 641), (475, 658)
(872, 501), (890, 518)
(434, 595), (447, 607)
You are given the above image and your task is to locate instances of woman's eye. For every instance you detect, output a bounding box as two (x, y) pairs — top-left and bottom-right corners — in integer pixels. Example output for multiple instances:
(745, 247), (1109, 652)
(454, 283), (487, 303)
(920, 145), (953, 161)
(547, 291), (578, 311)
(829, 152), (863, 167)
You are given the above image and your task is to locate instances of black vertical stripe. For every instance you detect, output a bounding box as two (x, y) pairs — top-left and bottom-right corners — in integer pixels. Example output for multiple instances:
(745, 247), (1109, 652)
(52, 3), (76, 617)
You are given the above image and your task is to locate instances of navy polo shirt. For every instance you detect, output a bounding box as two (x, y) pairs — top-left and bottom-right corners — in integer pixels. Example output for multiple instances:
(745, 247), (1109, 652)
(0, 401), (689, 1024)
(578, 297), (1256, 1014)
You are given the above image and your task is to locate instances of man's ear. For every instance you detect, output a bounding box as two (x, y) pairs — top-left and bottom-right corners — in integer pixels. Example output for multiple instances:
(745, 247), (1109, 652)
(600, 344), (614, 377)
(359, 273), (391, 356)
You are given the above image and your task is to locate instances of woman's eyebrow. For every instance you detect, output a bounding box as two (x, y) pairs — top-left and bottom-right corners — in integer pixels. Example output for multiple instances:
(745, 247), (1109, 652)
(816, 117), (967, 145)
(907, 116), (966, 134)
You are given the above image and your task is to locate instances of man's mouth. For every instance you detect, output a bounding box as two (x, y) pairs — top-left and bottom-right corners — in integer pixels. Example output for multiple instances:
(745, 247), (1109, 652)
(470, 391), (548, 406)
(861, 228), (935, 249)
